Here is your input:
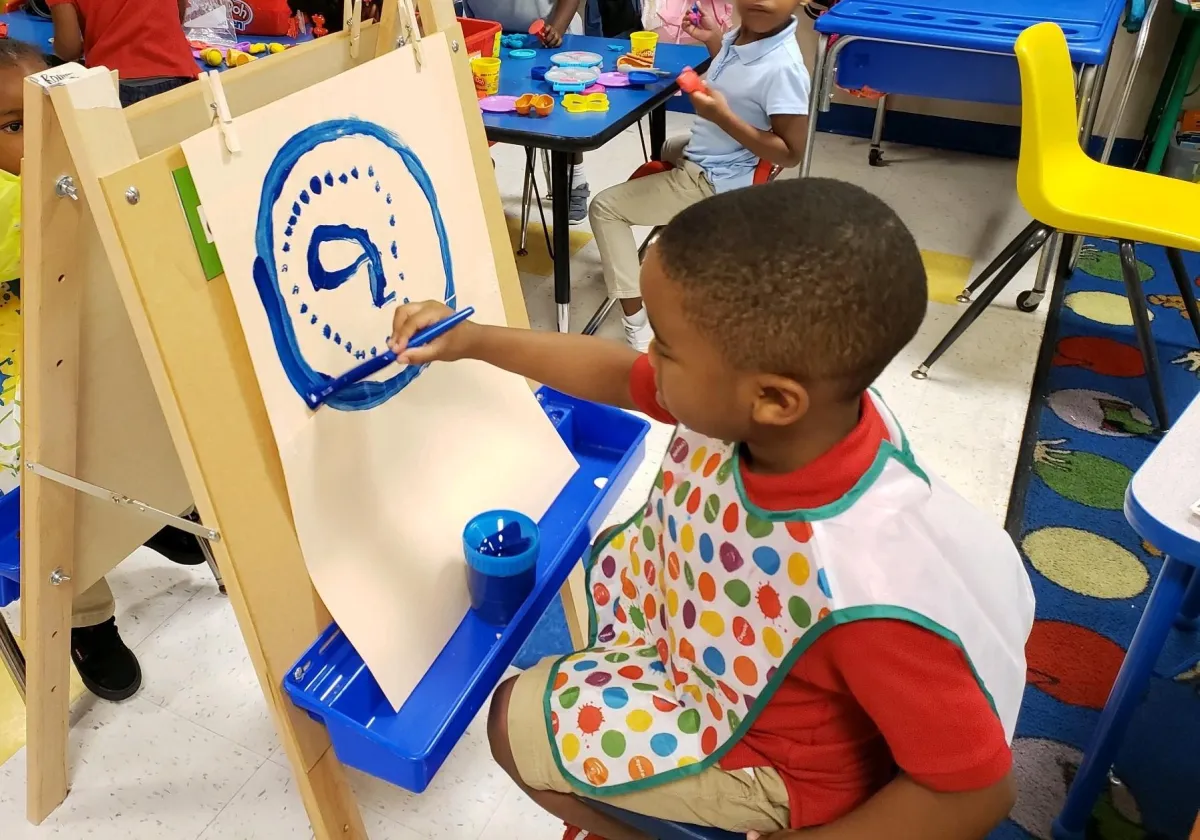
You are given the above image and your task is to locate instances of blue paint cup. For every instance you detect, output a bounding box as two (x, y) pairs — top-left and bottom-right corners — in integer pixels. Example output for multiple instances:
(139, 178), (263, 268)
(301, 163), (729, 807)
(463, 510), (540, 626)
(531, 64), (549, 81)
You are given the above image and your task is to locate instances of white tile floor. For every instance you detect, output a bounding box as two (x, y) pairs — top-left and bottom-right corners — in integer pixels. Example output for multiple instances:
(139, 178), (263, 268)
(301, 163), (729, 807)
(0, 115), (1052, 838)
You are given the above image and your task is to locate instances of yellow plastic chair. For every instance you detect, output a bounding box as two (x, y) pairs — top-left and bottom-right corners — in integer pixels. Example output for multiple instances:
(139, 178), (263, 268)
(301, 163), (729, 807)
(914, 22), (1200, 429)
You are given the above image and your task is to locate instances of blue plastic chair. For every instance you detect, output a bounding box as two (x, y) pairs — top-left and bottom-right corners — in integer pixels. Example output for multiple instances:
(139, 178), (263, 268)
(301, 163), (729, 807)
(590, 801), (745, 840)
(1052, 393), (1200, 840)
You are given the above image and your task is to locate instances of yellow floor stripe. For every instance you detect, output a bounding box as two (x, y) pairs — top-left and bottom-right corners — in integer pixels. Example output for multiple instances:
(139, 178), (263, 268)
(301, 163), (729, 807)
(505, 214), (593, 278)
(0, 636), (86, 766)
(922, 250), (974, 305)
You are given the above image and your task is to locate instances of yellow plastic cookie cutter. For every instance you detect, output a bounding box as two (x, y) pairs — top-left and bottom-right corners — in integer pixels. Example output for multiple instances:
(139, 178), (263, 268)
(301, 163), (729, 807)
(562, 93), (609, 113)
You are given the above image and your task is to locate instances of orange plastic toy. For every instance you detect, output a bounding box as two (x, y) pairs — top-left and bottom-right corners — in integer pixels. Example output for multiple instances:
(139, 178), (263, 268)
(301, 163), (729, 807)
(677, 66), (706, 94)
(311, 14), (329, 37)
(515, 93), (554, 116)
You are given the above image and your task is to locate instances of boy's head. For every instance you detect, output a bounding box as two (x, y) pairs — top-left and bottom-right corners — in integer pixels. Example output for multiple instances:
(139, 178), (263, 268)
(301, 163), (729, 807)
(737, 0), (803, 36)
(642, 177), (926, 444)
(0, 40), (49, 176)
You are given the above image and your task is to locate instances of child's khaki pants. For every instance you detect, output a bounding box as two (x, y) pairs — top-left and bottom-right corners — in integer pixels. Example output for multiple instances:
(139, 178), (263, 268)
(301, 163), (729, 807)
(72, 578), (115, 628)
(588, 136), (716, 301)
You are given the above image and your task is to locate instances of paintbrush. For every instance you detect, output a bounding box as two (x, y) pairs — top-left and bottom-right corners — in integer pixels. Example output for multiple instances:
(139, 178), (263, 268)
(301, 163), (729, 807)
(306, 306), (476, 409)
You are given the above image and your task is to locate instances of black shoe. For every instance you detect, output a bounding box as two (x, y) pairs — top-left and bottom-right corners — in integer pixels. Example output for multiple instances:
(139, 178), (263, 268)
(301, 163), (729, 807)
(71, 618), (142, 702)
(145, 513), (207, 566)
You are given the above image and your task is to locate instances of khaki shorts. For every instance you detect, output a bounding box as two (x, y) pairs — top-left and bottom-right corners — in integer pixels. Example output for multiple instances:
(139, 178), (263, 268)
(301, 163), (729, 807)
(508, 657), (792, 833)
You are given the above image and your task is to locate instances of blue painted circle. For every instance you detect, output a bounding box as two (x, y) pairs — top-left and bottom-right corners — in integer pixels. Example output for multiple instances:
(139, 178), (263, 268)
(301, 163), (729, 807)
(648, 660), (666, 673)
(508, 48), (537, 59)
(602, 686), (630, 708)
(650, 733), (678, 756)
(667, 515), (678, 543)
(254, 118), (455, 411)
(817, 567), (832, 598)
(699, 533), (714, 563)
(702, 646), (726, 675)
(752, 546), (781, 575)
(573, 659), (599, 672)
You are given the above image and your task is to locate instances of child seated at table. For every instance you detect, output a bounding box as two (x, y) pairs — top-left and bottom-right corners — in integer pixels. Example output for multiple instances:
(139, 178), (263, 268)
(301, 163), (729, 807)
(47, 0), (198, 107)
(388, 178), (1033, 840)
(464, 0), (593, 222)
(590, 0), (809, 350)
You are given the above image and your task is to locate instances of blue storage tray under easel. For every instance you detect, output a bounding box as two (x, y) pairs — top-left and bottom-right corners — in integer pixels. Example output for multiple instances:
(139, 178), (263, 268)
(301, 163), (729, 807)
(0, 488), (21, 607)
(285, 388), (649, 792)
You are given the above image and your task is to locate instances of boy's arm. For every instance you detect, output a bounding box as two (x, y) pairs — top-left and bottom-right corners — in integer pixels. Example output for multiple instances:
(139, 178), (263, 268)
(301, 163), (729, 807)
(691, 95), (808, 168)
(48, 2), (84, 62)
(751, 772), (1016, 840)
(390, 299), (642, 411)
(545, 0), (581, 41)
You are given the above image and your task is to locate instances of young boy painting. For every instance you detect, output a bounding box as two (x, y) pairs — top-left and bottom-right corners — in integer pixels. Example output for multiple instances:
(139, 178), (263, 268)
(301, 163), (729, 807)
(590, 0), (809, 350)
(390, 178), (1034, 840)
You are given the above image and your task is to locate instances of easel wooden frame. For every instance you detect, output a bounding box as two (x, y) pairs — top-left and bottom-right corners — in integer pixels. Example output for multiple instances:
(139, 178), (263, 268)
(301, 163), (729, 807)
(19, 0), (590, 834)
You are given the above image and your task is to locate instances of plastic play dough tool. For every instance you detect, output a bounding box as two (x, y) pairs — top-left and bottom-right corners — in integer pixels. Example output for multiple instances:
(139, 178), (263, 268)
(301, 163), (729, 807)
(463, 510), (540, 626)
(479, 94), (519, 113)
(508, 48), (537, 59)
(596, 71), (630, 87)
(562, 92), (609, 113)
(306, 306), (476, 409)
(515, 93), (555, 116)
(625, 70), (659, 86)
(550, 50), (603, 67)
(544, 65), (600, 92)
(677, 66), (707, 93)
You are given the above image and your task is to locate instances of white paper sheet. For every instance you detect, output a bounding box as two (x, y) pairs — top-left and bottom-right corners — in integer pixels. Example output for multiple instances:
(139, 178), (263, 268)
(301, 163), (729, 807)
(182, 35), (579, 710)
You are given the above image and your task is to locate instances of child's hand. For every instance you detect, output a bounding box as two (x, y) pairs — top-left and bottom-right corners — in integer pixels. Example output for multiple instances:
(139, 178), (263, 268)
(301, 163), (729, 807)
(388, 300), (481, 364)
(540, 21), (564, 47)
(689, 86), (730, 123)
(682, 4), (722, 47)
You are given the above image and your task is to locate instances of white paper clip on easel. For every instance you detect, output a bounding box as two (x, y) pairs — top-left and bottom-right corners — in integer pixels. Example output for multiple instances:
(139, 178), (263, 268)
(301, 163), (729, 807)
(200, 70), (241, 155)
(344, 0), (363, 58)
(395, 0), (422, 67)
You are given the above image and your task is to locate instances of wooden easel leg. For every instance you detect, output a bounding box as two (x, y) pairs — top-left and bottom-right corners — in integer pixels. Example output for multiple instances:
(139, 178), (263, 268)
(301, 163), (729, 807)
(21, 77), (86, 823)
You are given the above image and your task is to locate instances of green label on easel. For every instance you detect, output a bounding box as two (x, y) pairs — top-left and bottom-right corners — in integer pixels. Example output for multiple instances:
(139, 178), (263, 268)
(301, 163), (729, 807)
(172, 166), (224, 281)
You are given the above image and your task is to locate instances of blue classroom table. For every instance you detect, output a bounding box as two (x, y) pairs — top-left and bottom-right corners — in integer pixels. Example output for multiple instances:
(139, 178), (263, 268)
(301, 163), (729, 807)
(0, 9), (305, 71)
(481, 34), (710, 333)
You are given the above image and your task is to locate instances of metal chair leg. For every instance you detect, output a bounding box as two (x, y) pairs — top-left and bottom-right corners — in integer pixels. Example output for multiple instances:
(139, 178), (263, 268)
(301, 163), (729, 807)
(198, 532), (225, 595)
(636, 120), (649, 163)
(957, 220), (1044, 303)
(582, 225), (665, 336)
(517, 147), (535, 257)
(1166, 247), (1200, 345)
(1119, 240), (1169, 430)
(913, 225), (1051, 379)
(799, 33), (829, 178)
(868, 94), (888, 167)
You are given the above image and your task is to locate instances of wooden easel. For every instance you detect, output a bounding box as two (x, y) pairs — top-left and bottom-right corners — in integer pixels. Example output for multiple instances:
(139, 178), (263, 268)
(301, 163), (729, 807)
(19, 0), (590, 834)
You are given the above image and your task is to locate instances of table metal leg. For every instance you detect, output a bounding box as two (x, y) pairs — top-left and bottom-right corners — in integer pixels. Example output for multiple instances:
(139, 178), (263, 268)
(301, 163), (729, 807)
(1175, 563), (1200, 631)
(550, 150), (572, 333)
(0, 610), (25, 701)
(800, 32), (829, 178)
(1053, 556), (1191, 840)
(648, 106), (667, 161)
(517, 147), (535, 257)
(1147, 18), (1200, 174)
(868, 94), (888, 167)
(1102, 0), (1160, 164)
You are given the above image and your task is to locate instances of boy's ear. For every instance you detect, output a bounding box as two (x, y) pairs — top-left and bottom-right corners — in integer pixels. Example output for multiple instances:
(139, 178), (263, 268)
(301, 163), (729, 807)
(749, 374), (809, 427)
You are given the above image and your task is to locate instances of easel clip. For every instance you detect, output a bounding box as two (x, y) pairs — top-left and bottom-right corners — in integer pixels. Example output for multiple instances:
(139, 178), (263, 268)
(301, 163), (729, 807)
(200, 70), (241, 155)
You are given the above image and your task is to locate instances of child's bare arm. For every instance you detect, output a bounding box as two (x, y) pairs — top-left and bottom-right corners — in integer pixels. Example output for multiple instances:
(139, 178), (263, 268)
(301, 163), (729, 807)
(544, 0), (581, 44)
(389, 300), (642, 411)
(748, 773), (1015, 840)
(49, 3), (84, 62)
(691, 88), (808, 168)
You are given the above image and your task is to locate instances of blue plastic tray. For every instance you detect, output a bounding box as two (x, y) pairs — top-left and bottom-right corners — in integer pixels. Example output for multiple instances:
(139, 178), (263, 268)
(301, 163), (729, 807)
(818, 0), (1124, 105)
(0, 488), (20, 608)
(284, 388), (650, 792)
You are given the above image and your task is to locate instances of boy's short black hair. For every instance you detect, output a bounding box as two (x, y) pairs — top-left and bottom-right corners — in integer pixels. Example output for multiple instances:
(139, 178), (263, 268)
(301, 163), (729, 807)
(0, 39), (49, 70)
(655, 177), (927, 398)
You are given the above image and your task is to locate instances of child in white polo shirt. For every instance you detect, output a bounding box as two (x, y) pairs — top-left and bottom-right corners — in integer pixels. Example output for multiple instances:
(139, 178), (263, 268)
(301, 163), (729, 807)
(589, 0), (810, 350)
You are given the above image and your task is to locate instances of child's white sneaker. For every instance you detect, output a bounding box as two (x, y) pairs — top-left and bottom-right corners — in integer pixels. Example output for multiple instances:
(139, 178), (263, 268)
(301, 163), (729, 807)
(623, 308), (654, 352)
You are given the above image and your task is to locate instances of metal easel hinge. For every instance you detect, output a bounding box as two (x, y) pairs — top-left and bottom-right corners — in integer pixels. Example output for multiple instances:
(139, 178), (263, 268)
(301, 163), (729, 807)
(25, 462), (221, 542)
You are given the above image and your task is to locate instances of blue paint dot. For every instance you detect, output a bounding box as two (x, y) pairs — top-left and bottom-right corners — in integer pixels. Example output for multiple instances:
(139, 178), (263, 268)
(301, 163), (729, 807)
(699, 533), (714, 563)
(753, 546), (781, 575)
(650, 733), (678, 757)
(350, 167), (359, 179)
(374, 181), (381, 193)
(817, 568), (832, 598)
(390, 241), (398, 258)
(370, 347), (378, 357)
(324, 171), (334, 186)
(573, 660), (598, 672)
(345, 344), (352, 354)
(602, 687), (629, 709)
(300, 190), (310, 204)
(291, 285), (299, 295)
(368, 165), (375, 177)
(339, 172), (349, 184)
(399, 272), (405, 281)
(386, 193), (393, 204)
(356, 351), (366, 359)
(334, 333), (341, 345)
(309, 176), (322, 195)
(403, 296), (410, 304)
(288, 215), (297, 226)
(281, 265), (288, 272)
(300, 303), (308, 314)
(284, 226), (293, 237)
(382, 290), (396, 305)
(668, 515), (677, 543)
(656, 498), (664, 522)
(323, 325), (331, 338)
(282, 243), (290, 252)
(649, 660), (665, 673)
(311, 314), (318, 324)
(389, 215), (396, 226)
(702, 646), (726, 676)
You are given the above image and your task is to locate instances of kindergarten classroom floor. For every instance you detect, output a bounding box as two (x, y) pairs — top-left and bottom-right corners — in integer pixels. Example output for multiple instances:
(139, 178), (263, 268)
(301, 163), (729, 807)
(0, 114), (1051, 839)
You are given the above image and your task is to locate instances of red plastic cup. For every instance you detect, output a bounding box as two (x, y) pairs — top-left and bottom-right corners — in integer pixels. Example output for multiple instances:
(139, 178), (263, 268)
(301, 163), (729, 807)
(677, 67), (706, 94)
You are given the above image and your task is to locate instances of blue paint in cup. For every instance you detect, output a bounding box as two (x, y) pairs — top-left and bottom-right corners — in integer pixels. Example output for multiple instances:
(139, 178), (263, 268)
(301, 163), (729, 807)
(463, 510), (540, 626)
(530, 65), (549, 81)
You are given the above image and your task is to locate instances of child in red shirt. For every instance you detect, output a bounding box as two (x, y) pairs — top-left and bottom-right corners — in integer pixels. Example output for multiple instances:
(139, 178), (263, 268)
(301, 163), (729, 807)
(48, 0), (198, 107)
(389, 178), (1030, 839)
